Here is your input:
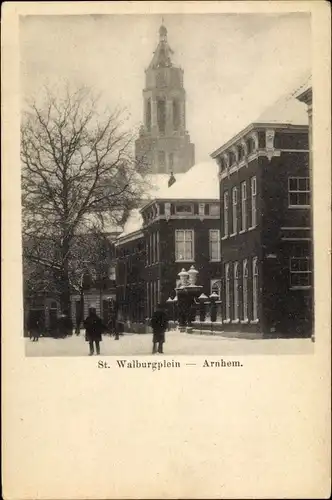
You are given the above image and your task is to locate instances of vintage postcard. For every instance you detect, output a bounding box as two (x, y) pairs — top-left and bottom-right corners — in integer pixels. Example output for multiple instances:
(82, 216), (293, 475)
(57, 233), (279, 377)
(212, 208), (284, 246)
(2, 1), (331, 499)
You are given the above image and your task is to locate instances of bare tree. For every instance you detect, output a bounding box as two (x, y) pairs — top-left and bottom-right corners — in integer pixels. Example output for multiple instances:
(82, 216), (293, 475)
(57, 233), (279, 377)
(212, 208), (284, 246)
(21, 85), (147, 312)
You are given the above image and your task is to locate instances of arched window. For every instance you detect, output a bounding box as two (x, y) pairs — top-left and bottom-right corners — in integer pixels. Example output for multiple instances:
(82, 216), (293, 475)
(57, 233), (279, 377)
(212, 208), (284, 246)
(233, 262), (239, 321)
(247, 136), (256, 154)
(157, 98), (166, 134)
(225, 263), (231, 321)
(211, 279), (222, 299)
(145, 99), (151, 131)
(173, 100), (180, 131)
(252, 257), (259, 321)
(232, 187), (238, 234)
(242, 260), (248, 321)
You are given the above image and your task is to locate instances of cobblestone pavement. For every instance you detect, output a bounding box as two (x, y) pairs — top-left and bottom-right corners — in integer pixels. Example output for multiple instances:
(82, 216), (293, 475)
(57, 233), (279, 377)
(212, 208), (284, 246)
(25, 329), (314, 357)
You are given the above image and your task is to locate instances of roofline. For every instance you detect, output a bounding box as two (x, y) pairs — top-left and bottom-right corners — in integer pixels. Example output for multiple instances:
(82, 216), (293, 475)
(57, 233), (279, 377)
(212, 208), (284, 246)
(296, 87), (312, 105)
(210, 122), (309, 158)
(140, 198), (220, 213)
(115, 229), (144, 246)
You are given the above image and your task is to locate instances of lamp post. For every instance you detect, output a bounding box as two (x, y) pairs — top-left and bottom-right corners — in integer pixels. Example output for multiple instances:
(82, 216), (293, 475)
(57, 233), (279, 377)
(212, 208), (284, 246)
(209, 291), (219, 335)
(175, 265), (202, 333)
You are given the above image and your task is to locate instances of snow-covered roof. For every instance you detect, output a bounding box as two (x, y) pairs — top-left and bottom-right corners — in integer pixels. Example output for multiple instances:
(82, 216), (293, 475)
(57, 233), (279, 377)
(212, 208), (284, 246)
(153, 161), (219, 200)
(211, 84), (310, 158)
(117, 209), (143, 239)
(254, 91), (309, 126)
(144, 173), (185, 199)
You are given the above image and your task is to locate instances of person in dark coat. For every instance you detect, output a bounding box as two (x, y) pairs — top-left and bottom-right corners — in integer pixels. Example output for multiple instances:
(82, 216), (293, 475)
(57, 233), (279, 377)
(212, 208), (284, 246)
(84, 305), (104, 355)
(151, 303), (169, 354)
(57, 311), (73, 339)
(30, 317), (41, 342)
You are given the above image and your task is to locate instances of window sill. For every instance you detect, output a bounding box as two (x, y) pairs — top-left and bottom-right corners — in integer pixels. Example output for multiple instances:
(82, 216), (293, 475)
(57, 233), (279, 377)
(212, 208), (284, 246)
(239, 229), (246, 234)
(248, 226), (257, 231)
(221, 235), (228, 240)
(209, 259), (221, 263)
(288, 205), (310, 209)
(230, 233), (237, 238)
(240, 319), (249, 324)
(231, 319), (240, 324)
(223, 319), (231, 324)
(175, 260), (195, 263)
(290, 286), (311, 290)
(250, 319), (259, 324)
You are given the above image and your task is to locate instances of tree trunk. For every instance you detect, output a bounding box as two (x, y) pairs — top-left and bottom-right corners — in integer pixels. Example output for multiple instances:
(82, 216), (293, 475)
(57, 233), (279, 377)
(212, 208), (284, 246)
(60, 237), (71, 315)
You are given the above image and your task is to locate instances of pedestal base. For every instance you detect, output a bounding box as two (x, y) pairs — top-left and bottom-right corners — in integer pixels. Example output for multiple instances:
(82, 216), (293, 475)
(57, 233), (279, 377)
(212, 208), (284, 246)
(186, 326), (193, 334)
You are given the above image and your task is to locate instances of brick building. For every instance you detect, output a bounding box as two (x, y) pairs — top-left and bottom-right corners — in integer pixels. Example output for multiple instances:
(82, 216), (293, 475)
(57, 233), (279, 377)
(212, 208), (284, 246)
(115, 162), (222, 330)
(211, 91), (313, 338)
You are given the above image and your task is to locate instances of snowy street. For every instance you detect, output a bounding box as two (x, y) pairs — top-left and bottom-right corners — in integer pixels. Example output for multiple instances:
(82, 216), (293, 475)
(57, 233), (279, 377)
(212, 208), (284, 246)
(25, 329), (313, 357)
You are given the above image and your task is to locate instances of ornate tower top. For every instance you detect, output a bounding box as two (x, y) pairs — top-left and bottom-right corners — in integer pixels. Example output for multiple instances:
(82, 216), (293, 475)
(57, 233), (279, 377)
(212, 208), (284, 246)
(148, 22), (174, 69)
(135, 22), (195, 174)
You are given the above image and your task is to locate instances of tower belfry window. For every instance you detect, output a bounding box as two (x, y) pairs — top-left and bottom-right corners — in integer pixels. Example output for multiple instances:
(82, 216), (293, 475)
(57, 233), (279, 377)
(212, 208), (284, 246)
(173, 100), (180, 131)
(146, 98), (151, 131)
(157, 98), (166, 134)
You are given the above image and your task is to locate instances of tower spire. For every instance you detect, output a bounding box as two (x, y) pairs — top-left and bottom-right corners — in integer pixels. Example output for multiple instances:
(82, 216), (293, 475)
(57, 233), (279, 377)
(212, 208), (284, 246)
(159, 19), (167, 42)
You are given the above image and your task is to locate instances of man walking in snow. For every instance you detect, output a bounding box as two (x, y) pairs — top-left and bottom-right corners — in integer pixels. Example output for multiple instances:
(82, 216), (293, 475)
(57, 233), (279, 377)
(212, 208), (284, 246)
(151, 303), (168, 354)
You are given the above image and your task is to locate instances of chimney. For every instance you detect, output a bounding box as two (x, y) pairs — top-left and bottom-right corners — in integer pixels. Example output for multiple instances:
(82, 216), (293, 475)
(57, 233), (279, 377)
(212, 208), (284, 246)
(168, 171), (176, 188)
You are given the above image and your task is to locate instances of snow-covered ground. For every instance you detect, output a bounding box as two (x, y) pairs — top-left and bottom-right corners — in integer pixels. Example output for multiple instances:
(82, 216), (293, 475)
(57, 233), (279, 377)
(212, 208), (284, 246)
(25, 329), (313, 357)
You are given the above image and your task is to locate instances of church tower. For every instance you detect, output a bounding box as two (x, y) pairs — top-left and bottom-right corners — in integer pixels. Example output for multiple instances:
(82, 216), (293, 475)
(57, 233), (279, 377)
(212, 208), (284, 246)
(135, 22), (195, 174)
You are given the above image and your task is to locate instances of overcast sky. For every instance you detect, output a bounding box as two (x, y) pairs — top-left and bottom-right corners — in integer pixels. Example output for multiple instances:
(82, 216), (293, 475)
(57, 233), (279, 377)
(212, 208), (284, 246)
(20, 13), (311, 162)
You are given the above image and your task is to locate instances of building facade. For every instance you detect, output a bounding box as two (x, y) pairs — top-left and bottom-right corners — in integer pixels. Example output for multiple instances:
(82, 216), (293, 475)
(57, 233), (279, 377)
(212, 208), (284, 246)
(212, 116), (312, 337)
(115, 163), (222, 330)
(135, 23), (195, 175)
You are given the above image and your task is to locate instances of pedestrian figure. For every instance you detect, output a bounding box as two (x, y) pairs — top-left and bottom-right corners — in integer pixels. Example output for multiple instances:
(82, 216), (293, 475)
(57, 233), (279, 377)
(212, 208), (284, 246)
(57, 311), (73, 339)
(31, 318), (41, 342)
(84, 305), (104, 355)
(151, 303), (168, 354)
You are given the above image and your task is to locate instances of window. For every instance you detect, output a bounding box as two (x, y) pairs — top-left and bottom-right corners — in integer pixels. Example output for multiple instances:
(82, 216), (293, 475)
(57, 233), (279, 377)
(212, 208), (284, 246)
(241, 181), (247, 231)
(232, 187), (238, 234)
(154, 281), (158, 309)
(149, 233), (153, 264)
(242, 260), (248, 321)
(247, 136), (255, 154)
(152, 232), (156, 263)
(175, 203), (193, 215)
(250, 176), (257, 228)
(209, 229), (221, 261)
(146, 98), (151, 131)
(209, 203), (220, 216)
(229, 151), (236, 166)
(290, 248), (311, 288)
(158, 151), (166, 171)
(175, 230), (194, 261)
(157, 99), (166, 133)
(288, 177), (310, 207)
(233, 262), (239, 321)
(211, 279), (222, 299)
(173, 100), (180, 131)
(252, 257), (259, 321)
(156, 231), (160, 262)
(157, 279), (161, 304)
(225, 263), (231, 321)
(223, 191), (229, 237)
(146, 282), (150, 317)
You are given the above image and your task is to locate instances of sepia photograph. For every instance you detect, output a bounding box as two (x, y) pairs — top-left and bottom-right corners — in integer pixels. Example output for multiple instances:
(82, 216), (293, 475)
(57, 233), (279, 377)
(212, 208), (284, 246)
(20, 11), (315, 357)
(3, 2), (331, 499)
